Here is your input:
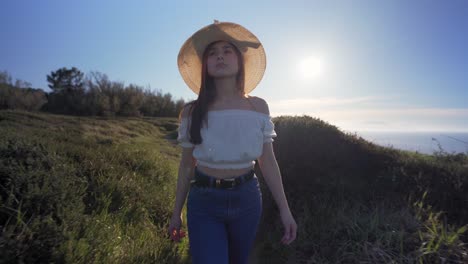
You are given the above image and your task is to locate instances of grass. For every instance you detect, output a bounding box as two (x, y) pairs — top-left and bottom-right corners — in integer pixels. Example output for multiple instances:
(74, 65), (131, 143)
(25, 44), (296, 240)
(1, 110), (467, 263)
(251, 115), (468, 263)
(0, 110), (188, 263)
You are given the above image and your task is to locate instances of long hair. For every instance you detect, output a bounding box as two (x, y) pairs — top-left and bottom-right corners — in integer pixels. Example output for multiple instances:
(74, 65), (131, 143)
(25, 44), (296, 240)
(179, 40), (245, 145)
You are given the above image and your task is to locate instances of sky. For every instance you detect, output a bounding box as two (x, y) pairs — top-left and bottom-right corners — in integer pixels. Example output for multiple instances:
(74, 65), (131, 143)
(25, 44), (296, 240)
(1, 0), (467, 133)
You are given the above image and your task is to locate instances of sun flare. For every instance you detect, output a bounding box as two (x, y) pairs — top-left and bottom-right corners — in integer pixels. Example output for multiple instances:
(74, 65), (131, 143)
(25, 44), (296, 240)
(298, 56), (324, 79)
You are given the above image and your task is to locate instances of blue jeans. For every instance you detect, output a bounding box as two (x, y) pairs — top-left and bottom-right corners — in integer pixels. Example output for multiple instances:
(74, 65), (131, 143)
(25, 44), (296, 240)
(187, 167), (263, 264)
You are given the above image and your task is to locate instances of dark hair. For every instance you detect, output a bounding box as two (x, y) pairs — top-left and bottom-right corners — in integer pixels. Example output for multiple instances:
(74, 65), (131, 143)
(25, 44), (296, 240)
(179, 40), (245, 145)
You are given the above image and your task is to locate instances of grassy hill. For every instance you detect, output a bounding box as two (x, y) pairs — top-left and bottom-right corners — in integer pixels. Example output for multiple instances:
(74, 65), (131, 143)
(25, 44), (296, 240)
(1, 110), (467, 263)
(255, 116), (467, 263)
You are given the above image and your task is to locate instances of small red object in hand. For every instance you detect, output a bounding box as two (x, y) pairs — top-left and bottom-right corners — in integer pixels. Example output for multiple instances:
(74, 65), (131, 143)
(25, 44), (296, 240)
(171, 228), (186, 242)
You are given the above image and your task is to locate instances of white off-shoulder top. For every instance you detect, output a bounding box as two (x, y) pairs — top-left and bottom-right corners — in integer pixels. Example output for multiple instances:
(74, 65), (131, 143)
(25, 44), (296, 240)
(177, 109), (277, 169)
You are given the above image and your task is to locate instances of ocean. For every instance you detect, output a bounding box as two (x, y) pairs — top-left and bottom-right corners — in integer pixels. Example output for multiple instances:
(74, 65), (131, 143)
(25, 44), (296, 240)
(351, 131), (468, 155)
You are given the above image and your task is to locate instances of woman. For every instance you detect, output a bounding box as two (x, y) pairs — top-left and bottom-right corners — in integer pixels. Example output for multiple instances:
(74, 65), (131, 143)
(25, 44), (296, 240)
(168, 20), (297, 264)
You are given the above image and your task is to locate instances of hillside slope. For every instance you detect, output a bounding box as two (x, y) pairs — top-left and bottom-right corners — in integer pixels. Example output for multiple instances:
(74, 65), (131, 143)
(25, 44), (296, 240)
(0, 110), (189, 263)
(1, 110), (467, 263)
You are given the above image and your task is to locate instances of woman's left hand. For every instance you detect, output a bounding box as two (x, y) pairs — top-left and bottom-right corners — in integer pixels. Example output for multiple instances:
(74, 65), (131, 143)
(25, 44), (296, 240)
(280, 209), (297, 245)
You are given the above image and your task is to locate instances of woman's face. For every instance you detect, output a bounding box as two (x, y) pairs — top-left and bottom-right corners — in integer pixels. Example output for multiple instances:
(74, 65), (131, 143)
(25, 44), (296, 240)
(206, 41), (239, 78)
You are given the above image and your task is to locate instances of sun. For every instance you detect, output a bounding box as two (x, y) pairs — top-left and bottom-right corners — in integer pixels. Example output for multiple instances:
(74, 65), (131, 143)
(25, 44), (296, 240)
(298, 56), (324, 79)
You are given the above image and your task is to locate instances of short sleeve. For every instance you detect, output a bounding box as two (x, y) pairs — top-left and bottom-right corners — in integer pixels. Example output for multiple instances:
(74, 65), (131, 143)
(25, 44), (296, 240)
(263, 116), (277, 143)
(177, 117), (194, 148)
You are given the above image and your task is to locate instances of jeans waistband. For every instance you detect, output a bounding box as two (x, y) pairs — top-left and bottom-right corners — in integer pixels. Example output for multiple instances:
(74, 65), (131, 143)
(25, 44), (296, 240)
(195, 166), (254, 179)
(193, 166), (255, 189)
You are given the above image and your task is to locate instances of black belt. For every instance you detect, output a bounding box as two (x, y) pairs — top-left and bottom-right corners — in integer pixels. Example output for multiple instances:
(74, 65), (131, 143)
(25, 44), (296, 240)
(190, 167), (255, 189)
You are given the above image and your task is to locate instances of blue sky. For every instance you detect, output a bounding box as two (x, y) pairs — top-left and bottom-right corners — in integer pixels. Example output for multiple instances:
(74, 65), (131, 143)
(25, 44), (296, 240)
(1, 0), (467, 132)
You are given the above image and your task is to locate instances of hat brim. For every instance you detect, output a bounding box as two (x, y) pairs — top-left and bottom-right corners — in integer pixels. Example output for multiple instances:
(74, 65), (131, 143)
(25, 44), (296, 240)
(177, 22), (266, 95)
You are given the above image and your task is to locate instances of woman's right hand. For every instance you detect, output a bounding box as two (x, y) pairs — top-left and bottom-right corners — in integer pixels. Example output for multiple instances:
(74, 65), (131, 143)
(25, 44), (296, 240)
(167, 213), (186, 242)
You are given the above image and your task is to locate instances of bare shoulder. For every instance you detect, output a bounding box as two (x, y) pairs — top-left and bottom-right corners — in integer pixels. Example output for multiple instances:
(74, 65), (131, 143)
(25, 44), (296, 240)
(249, 96), (270, 115)
(179, 102), (195, 119)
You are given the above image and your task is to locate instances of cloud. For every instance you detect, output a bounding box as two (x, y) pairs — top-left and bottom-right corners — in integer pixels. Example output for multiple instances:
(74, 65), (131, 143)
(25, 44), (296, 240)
(268, 97), (468, 132)
(362, 120), (388, 125)
(269, 96), (385, 109)
(308, 108), (468, 119)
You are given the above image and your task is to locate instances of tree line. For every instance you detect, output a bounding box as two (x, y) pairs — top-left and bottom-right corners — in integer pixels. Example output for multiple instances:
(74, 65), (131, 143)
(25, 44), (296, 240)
(0, 67), (187, 117)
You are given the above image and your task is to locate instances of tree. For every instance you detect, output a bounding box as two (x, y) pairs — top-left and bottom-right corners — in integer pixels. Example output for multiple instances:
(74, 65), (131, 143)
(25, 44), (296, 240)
(46, 67), (85, 114)
(47, 67), (84, 93)
(0, 70), (13, 85)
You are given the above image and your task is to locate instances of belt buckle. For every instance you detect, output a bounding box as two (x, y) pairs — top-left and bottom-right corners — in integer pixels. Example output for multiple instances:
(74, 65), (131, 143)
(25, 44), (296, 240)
(224, 178), (236, 189)
(216, 178), (236, 189)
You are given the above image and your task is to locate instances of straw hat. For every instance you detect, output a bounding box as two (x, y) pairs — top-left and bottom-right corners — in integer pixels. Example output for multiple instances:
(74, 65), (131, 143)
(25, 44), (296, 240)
(177, 20), (266, 95)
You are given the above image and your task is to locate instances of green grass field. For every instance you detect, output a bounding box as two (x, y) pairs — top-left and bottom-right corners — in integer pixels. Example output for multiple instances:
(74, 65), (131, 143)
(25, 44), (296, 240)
(1, 110), (467, 263)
